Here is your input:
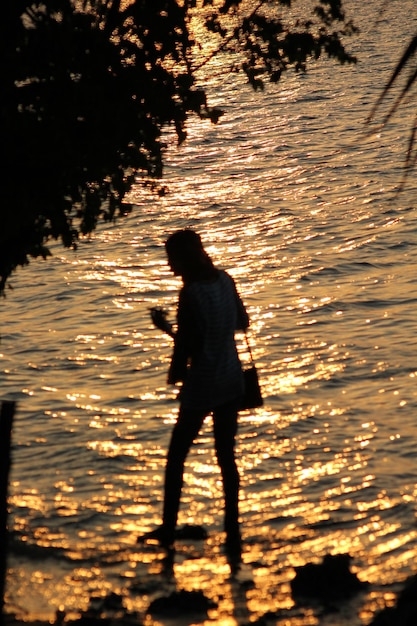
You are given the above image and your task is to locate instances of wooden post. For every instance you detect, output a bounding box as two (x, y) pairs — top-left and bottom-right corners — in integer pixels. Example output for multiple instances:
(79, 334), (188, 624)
(0, 401), (16, 625)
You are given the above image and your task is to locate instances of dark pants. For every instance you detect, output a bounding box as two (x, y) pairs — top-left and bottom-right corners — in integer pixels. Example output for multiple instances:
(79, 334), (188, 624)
(162, 400), (240, 545)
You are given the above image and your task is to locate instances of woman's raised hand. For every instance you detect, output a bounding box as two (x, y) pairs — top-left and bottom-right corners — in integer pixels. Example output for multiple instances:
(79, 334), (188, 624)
(150, 307), (174, 337)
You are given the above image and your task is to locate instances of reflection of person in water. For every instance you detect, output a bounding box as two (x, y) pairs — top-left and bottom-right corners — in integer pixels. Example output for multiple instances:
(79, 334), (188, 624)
(144, 229), (249, 560)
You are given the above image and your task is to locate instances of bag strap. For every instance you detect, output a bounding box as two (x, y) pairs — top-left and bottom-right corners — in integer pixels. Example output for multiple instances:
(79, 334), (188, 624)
(244, 331), (255, 365)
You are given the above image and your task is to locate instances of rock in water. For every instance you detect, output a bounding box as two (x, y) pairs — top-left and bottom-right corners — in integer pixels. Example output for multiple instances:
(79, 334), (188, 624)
(369, 574), (417, 626)
(175, 524), (208, 540)
(290, 553), (368, 601)
(148, 589), (217, 616)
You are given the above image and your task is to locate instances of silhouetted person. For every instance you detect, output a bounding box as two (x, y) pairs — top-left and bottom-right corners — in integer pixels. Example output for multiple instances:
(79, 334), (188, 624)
(143, 229), (249, 560)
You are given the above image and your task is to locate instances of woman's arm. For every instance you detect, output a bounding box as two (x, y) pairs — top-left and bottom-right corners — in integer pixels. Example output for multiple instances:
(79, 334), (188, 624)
(167, 290), (196, 384)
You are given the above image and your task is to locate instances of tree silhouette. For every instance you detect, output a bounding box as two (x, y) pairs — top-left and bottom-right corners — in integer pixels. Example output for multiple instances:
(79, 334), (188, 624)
(1, 0), (357, 291)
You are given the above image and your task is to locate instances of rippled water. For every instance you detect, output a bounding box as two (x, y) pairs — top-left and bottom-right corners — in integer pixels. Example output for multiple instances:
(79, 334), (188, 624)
(2, 1), (417, 623)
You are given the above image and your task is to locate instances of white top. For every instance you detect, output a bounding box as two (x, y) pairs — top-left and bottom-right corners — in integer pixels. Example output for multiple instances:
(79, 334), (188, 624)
(168, 270), (249, 411)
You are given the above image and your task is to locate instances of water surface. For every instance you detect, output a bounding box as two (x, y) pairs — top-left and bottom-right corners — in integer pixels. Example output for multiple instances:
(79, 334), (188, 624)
(2, 1), (417, 624)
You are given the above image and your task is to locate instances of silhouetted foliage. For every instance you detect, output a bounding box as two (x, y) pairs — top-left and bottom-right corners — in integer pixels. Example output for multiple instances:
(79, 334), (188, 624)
(367, 33), (417, 184)
(1, 0), (357, 291)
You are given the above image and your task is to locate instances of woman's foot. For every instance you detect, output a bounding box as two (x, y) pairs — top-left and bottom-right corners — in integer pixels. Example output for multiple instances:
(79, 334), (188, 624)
(137, 526), (174, 550)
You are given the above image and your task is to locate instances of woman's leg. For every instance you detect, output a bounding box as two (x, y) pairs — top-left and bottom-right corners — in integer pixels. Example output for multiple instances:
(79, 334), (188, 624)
(162, 407), (206, 545)
(213, 401), (241, 554)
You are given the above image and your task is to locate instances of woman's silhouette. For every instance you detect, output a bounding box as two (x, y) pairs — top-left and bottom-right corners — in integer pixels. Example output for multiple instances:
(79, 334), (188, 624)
(144, 229), (249, 560)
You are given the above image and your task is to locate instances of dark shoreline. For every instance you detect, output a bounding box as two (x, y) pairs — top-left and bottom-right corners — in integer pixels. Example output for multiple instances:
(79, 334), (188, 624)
(4, 570), (417, 626)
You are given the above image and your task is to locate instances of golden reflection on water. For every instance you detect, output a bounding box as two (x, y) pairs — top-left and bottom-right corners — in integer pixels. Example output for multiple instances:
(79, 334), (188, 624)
(5, 2), (417, 622)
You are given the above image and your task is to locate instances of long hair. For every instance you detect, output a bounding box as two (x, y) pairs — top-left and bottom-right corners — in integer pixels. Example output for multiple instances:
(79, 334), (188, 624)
(165, 229), (217, 282)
